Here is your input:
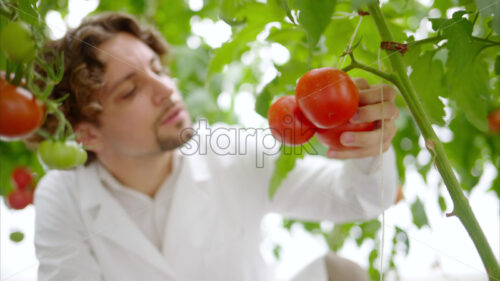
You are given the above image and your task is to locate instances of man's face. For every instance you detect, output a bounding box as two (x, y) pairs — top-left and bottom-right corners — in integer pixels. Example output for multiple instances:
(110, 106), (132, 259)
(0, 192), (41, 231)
(91, 32), (192, 157)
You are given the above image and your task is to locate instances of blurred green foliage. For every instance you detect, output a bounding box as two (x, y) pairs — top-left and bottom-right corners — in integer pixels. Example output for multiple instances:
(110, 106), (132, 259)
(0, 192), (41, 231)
(1, 0), (499, 279)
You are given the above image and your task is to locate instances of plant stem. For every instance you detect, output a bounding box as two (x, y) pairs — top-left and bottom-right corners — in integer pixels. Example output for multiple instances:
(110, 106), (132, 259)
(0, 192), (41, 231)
(367, 3), (500, 280)
(410, 35), (500, 48)
(472, 36), (500, 46)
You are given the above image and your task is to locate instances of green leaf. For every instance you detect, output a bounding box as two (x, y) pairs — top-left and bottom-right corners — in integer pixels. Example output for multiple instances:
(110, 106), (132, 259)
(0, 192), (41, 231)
(267, 26), (305, 46)
(97, 0), (147, 18)
(220, 0), (248, 24)
(432, 13), (489, 132)
(410, 197), (429, 229)
(490, 175), (500, 198)
(368, 248), (378, 264)
(410, 51), (446, 126)
(432, 0), (455, 15)
(38, 0), (69, 18)
(403, 37), (422, 66)
(276, 0), (296, 24)
(153, 0), (192, 45)
(255, 86), (273, 118)
(356, 219), (381, 246)
(393, 111), (421, 182)
(209, 2), (285, 77)
(18, 0), (39, 26)
(438, 194), (447, 213)
(324, 17), (353, 59)
(273, 244), (282, 259)
(394, 226), (410, 256)
(268, 144), (306, 199)
(429, 18), (448, 31)
(207, 26), (257, 77)
(351, 0), (377, 9)
(290, 0), (336, 49)
(495, 54), (500, 75)
(474, 0), (500, 38)
(444, 114), (482, 191)
(322, 223), (354, 251)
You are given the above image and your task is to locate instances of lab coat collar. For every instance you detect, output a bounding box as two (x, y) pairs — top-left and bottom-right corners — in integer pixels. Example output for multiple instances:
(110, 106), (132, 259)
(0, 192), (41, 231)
(79, 147), (210, 210)
(76, 149), (211, 279)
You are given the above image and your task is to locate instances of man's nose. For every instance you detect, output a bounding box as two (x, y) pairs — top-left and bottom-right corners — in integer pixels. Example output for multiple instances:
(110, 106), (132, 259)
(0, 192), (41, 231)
(149, 73), (175, 106)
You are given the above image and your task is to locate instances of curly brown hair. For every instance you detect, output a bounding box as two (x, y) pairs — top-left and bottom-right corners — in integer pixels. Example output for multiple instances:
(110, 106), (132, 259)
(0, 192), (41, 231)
(38, 12), (170, 163)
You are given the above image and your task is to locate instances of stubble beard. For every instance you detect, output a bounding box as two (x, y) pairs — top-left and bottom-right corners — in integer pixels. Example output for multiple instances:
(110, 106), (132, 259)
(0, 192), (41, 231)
(155, 118), (194, 151)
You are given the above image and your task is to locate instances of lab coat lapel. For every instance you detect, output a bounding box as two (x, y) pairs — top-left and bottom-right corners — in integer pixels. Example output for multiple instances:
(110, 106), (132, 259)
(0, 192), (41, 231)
(77, 164), (177, 279)
(161, 152), (218, 269)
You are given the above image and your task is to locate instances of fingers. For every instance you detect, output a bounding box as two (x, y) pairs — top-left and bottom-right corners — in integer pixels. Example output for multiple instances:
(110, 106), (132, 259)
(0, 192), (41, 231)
(352, 77), (371, 90)
(325, 77), (399, 159)
(350, 101), (399, 123)
(358, 84), (397, 105)
(326, 125), (394, 159)
(326, 142), (392, 159)
(339, 120), (397, 148)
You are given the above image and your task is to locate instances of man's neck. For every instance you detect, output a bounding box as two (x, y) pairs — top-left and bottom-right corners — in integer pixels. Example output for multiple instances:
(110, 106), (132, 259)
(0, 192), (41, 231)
(97, 151), (174, 198)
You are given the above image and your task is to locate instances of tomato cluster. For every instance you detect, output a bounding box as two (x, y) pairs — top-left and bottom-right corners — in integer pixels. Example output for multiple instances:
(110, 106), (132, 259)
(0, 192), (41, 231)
(268, 67), (375, 150)
(5, 167), (35, 210)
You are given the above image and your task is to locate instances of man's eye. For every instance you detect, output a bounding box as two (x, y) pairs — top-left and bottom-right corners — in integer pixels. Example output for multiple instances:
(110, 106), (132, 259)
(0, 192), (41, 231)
(122, 87), (136, 99)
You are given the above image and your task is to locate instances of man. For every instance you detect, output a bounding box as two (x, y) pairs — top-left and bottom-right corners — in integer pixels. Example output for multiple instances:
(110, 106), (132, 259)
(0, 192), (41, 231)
(34, 12), (400, 281)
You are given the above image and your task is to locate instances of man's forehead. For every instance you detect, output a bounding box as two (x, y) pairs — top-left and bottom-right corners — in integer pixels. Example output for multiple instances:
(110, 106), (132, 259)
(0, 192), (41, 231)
(96, 32), (154, 68)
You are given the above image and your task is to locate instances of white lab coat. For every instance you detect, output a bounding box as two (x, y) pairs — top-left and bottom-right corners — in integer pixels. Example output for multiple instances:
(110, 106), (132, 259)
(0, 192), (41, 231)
(34, 122), (398, 281)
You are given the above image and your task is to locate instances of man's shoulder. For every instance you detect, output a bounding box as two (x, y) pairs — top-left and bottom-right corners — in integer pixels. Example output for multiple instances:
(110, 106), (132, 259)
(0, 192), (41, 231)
(35, 163), (96, 199)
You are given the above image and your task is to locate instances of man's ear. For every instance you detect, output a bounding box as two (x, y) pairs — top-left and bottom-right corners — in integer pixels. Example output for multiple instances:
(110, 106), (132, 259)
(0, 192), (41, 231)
(74, 122), (103, 153)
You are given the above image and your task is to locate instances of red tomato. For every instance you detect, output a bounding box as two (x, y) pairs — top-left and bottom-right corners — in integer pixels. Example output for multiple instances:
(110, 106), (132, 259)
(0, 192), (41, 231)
(0, 78), (45, 139)
(11, 167), (33, 190)
(268, 95), (317, 146)
(7, 189), (33, 210)
(488, 109), (500, 134)
(316, 121), (376, 150)
(296, 67), (359, 129)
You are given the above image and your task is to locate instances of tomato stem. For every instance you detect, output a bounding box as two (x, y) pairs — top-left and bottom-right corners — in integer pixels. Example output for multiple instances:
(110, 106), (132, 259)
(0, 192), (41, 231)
(367, 3), (500, 280)
(341, 53), (398, 86)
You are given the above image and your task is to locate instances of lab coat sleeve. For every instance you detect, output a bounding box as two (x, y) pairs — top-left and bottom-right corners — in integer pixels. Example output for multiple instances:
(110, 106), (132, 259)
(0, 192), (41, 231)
(262, 146), (399, 223)
(34, 171), (103, 281)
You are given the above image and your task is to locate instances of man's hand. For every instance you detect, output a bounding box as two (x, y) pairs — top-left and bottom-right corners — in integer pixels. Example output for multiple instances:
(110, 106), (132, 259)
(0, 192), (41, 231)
(326, 77), (399, 159)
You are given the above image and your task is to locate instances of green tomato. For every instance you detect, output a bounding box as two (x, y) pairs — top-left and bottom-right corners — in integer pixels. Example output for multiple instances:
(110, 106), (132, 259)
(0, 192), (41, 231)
(10, 231), (24, 243)
(0, 21), (36, 63)
(38, 140), (88, 170)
